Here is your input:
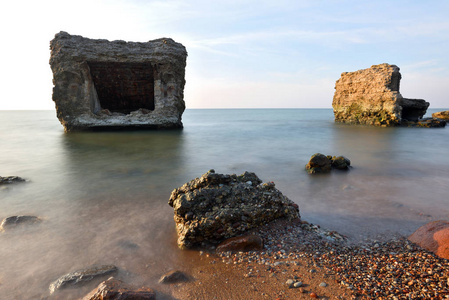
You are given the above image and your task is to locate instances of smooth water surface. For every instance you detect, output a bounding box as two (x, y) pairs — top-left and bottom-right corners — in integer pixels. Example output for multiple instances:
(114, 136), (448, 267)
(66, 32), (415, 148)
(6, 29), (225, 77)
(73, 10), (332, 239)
(1, 109), (448, 298)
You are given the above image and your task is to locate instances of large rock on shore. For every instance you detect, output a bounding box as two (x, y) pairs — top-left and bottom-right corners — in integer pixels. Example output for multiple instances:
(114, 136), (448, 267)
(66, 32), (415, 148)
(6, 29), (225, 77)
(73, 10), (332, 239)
(408, 220), (449, 260)
(332, 64), (430, 126)
(50, 31), (187, 132)
(168, 170), (300, 249)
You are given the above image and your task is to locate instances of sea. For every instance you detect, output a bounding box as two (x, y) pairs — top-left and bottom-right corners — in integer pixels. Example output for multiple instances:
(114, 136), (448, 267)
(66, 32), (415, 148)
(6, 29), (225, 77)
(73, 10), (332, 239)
(1, 108), (448, 298)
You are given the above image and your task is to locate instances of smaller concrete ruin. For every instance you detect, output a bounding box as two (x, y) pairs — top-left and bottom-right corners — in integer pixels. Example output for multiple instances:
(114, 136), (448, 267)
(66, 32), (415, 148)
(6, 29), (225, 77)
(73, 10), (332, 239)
(332, 64), (431, 127)
(50, 32), (187, 132)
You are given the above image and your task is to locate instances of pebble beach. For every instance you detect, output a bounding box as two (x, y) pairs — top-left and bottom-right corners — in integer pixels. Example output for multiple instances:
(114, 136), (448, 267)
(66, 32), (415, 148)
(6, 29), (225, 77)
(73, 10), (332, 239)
(168, 219), (449, 300)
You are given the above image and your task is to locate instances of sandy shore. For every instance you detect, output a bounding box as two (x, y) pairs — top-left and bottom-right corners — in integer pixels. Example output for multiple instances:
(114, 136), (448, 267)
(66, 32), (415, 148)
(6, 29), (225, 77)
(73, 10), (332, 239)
(160, 219), (449, 300)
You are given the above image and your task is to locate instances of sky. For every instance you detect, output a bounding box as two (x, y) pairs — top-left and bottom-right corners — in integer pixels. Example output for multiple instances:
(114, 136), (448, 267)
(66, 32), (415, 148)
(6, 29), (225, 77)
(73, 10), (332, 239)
(1, 0), (448, 109)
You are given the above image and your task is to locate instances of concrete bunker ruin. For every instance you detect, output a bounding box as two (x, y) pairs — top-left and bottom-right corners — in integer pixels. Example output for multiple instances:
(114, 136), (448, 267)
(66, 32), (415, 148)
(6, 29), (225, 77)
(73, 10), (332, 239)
(50, 32), (187, 132)
(332, 64), (432, 126)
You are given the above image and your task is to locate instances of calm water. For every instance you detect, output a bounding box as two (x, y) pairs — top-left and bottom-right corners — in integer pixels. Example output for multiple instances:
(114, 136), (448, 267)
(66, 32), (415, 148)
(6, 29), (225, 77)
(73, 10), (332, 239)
(1, 109), (449, 298)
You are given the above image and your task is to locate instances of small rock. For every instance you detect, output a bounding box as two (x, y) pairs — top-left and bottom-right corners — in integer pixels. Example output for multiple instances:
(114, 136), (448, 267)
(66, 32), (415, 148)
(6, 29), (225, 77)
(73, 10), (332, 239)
(215, 235), (263, 252)
(319, 282), (327, 287)
(82, 277), (155, 300)
(293, 281), (303, 288)
(159, 270), (189, 284)
(432, 110), (449, 120)
(0, 176), (26, 185)
(0, 216), (41, 231)
(310, 292), (318, 298)
(305, 153), (332, 174)
(331, 156), (351, 170)
(285, 279), (294, 288)
(49, 265), (118, 294)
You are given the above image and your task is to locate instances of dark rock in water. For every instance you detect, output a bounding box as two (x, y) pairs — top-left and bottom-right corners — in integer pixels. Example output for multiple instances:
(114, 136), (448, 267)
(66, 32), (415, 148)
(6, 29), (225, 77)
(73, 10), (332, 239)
(432, 110), (449, 120)
(305, 153), (332, 174)
(0, 176), (26, 185)
(49, 265), (118, 294)
(216, 235), (264, 253)
(408, 220), (449, 260)
(82, 277), (156, 300)
(159, 270), (189, 284)
(306, 154), (352, 173)
(117, 240), (139, 250)
(168, 170), (300, 249)
(331, 156), (351, 170)
(0, 215), (41, 231)
(401, 118), (447, 128)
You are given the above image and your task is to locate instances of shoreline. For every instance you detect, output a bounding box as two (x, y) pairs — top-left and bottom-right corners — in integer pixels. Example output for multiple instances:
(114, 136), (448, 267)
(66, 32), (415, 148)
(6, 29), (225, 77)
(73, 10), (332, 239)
(162, 219), (449, 300)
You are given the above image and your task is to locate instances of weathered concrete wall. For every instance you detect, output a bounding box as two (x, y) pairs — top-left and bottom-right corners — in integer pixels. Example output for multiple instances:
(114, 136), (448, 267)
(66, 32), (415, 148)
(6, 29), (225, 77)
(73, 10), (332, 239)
(50, 32), (187, 132)
(332, 64), (429, 126)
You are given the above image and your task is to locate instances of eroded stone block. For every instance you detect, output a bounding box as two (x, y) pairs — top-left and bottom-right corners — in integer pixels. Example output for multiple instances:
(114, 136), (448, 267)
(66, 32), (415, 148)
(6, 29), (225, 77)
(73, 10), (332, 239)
(49, 32), (187, 132)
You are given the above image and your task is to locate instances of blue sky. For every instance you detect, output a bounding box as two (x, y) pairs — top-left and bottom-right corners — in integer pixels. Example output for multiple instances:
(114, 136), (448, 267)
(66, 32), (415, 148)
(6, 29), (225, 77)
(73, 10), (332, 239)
(1, 0), (448, 109)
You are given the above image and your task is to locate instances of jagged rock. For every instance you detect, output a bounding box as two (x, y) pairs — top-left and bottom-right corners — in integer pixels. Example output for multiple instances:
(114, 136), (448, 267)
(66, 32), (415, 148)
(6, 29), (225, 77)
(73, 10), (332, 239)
(432, 111), (449, 120)
(408, 220), (449, 260)
(49, 31), (187, 132)
(332, 64), (432, 126)
(0, 176), (26, 185)
(216, 235), (264, 253)
(49, 265), (118, 294)
(0, 216), (41, 231)
(305, 154), (332, 174)
(82, 277), (155, 300)
(159, 270), (189, 284)
(168, 170), (300, 249)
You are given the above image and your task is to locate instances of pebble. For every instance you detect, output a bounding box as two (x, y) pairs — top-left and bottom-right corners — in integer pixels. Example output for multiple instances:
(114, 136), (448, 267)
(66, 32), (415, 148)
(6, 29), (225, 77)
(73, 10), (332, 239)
(285, 279), (294, 287)
(319, 282), (327, 287)
(293, 281), (303, 288)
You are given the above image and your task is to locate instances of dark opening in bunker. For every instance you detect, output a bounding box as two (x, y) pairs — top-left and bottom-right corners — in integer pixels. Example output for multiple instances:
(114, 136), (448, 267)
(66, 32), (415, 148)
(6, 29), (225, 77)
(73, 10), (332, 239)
(88, 62), (155, 114)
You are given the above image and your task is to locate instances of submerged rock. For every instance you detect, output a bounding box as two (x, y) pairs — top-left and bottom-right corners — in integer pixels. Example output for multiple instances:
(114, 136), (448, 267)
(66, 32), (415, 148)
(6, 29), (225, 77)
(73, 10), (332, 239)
(49, 265), (118, 294)
(158, 270), (189, 284)
(432, 110), (449, 120)
(332, 63), (439, 127)
(49, 31), (187, 132)
(0, 215), (41, 231)
(0, 176), (26, 185)
(216, 235), (264, 253)
(401, 118), (447, 128)
(82, 277), (155, 300)
(168, 170), (300, 249)
(408, 220), (449, 260)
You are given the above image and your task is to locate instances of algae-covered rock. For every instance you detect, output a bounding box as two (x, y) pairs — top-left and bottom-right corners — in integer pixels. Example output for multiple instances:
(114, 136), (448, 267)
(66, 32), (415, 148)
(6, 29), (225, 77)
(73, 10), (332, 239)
(305, 153), (332, 174)
(168, 170), (300, 249)
(432, 111), (449, 120)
